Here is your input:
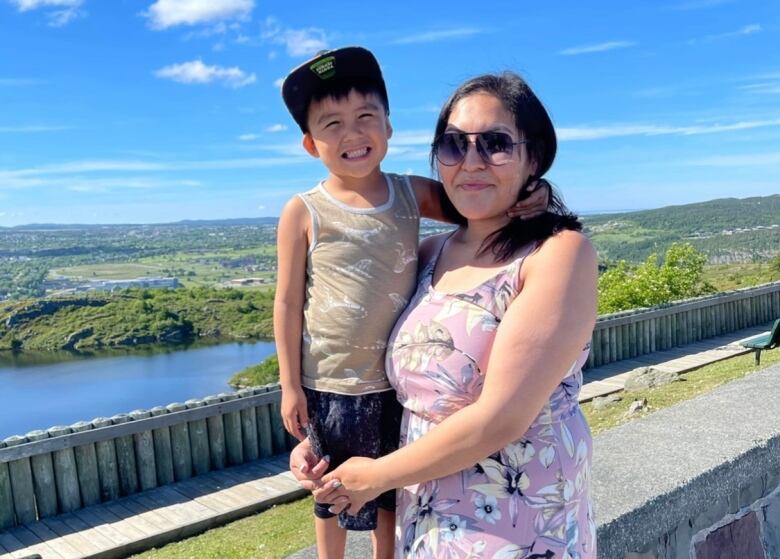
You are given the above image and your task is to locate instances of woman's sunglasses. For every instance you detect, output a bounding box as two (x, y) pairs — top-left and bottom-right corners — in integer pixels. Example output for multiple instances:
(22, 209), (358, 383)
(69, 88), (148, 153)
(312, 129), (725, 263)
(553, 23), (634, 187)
(432, 131), (529, 167)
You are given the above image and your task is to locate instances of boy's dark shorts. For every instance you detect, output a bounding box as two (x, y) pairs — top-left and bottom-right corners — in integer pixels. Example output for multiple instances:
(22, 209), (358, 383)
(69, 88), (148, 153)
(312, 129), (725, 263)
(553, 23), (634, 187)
(304, 387), (402, 531)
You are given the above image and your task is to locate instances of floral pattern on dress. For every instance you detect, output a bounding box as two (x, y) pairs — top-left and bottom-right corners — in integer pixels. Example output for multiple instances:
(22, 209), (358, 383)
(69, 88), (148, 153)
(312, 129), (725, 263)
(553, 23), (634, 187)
(386, 243), (596, 558)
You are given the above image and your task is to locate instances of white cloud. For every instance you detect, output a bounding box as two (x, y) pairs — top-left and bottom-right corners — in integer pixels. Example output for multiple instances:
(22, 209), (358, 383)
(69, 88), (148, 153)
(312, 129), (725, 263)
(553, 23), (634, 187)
(684, 153), (780, 167)
(8, 0), (84, 26)
(0, 156), (311, 188)
(392, 28), (483, 45)
(261, 18), (328, 57)
(559, 41), (636, 56)
(0, 78), (42, 87)
(155, 59), (256, 88)
(66, 177), (201, 193)
(689, 24), (762, 44)
(557, 118), (780, 141)
(9, 0), (80, 10)
(669, 0), (735, 10)
(395, 104), (441, 114)
(390, 130), (433, 146)
(0, 124), (70, 133)
(145, 0), (254, 30)
(240, 143), (302, 156)
(238, 133), (259, 141)
(738, 82), (780, 95)
(273, 77), (284, 88)
(265, 124), (287, 133)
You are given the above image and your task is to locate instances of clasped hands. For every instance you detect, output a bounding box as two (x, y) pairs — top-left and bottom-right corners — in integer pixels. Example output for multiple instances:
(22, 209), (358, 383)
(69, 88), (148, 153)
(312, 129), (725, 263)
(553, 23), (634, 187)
(289, 439), (385, 517)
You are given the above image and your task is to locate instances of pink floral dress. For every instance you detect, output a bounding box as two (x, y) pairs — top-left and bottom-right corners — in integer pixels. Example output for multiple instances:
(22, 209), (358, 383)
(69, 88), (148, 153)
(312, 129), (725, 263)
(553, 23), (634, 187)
(386, 241), (596, 559)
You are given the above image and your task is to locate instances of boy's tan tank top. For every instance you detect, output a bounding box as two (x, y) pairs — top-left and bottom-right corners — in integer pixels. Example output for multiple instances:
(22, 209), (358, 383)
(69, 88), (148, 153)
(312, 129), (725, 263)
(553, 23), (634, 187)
(297, 173), (419, 395)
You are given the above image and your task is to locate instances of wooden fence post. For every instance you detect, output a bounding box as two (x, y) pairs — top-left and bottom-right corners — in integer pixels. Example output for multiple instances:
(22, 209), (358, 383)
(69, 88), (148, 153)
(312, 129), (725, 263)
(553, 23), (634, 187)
(203, 395), (226, 471)
(3, 435), (37, 525)
(220, 393), (244, 466)
(48, 425), (81, 513)
(0, 440), (15, 529)
(92, 417), (120, 502)
(25, 430), (57, 518)
(237, 389), (259, 462)
(69, 421), (100, 507)
(129, 410), (157, 491)
(166, 403), (193, 481)
(185, 399), (211, 476)
(149, 406), (175, 486)
(254, 387), (274, 459)
(110, 415), (139, 496)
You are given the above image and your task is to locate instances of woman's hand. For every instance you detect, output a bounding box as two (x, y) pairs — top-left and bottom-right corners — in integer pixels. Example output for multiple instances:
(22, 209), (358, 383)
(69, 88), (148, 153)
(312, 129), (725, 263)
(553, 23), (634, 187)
(314, 457), (385, 516)
(289, 439), (353, 512)
(507, 179), (550, 219)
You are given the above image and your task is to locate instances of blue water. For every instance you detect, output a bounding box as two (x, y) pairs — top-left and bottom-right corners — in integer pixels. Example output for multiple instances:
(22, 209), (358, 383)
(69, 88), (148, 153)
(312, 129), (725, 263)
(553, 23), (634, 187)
(0, 341), (276, 439)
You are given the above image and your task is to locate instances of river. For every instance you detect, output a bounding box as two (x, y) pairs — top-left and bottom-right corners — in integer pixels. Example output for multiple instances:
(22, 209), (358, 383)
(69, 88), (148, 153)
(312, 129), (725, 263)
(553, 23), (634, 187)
(0, 340), (276, 440)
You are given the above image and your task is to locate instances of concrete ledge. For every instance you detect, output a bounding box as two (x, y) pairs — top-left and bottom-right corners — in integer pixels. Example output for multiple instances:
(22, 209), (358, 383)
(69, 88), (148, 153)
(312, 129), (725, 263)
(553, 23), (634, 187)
(593, 363), (780, 558)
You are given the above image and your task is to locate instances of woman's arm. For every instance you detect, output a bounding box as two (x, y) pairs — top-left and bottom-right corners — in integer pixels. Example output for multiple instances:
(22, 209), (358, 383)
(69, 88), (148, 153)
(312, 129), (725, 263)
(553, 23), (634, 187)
(274, 196), (310, 441)
(318, 230), (597, 509)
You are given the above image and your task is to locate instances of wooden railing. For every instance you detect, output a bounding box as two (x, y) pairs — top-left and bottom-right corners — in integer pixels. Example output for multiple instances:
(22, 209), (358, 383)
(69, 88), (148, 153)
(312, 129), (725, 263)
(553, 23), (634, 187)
(2, 282), (779, 530)
(586, 282), (780, 369)
(0, 386), (292, 529)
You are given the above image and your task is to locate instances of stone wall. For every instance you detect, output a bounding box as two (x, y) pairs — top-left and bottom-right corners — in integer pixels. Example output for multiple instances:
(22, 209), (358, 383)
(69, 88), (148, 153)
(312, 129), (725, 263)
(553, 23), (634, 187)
(593, 363), (780, 558)
(692, 484), (780, 559)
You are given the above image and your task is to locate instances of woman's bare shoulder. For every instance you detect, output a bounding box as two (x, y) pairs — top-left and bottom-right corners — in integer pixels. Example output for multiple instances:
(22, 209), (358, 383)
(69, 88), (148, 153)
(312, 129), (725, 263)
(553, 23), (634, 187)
(524, 230), (597, 278)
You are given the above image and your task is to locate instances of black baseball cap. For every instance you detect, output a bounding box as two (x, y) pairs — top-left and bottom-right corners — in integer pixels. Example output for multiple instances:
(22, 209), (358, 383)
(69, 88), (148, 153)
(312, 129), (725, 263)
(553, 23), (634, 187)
(281, 46), (388, 132)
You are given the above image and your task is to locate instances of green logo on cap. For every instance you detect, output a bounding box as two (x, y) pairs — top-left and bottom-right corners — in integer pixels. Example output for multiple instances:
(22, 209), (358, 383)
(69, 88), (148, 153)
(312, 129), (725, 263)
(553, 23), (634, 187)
(310, 56), (336, 80)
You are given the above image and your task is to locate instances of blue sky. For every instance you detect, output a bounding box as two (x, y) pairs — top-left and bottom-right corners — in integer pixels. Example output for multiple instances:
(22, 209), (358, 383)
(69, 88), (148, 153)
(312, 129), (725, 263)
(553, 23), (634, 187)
(1, 0), (778, 226)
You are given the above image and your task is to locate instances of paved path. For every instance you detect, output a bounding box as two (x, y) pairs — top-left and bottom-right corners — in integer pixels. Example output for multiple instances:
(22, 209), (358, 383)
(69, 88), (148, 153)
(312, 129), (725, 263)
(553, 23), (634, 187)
(289, 322), (775, 558)
(1, 322), (773, 559)
(578, 322), (769, 401)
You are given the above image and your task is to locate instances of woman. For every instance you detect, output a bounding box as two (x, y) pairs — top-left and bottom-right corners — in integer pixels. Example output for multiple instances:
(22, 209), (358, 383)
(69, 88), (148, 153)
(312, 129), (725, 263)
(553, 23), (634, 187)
(297, 72), (598, 558)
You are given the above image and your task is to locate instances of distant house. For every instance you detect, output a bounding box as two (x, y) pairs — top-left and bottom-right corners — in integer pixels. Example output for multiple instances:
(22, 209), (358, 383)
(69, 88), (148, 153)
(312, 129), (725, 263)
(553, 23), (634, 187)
(224, 278), (267, 287)
(63, 277), (180, 293)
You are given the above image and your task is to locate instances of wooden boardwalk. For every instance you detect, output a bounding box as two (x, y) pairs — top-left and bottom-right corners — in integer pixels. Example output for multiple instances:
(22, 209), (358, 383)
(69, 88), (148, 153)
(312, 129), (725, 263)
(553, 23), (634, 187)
(0, 455), (305, 559)
(578, 322), (772, 401)
(1, 321), (775, 559)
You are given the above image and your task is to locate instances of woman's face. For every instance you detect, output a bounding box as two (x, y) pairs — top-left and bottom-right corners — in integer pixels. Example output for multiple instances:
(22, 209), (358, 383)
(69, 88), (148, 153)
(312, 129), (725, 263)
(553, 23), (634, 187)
(438, 92), (537, 224)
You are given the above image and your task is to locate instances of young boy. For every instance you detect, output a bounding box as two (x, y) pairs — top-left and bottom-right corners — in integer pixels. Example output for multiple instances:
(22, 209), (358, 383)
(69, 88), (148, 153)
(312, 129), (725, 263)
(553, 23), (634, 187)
(275, 46), (547, 559)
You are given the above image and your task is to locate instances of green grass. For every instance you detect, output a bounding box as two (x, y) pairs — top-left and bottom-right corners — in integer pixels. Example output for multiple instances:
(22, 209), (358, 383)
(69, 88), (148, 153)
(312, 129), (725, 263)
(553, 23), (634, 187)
(128, 347), (780, 559)
(51, 262), (165, 279)
(51, 246), (279, 289)
(229, 354), (279, 388)
(702, 261), (780, 292)
(129, 497), (316, 559)
(582, 347), (780, 435)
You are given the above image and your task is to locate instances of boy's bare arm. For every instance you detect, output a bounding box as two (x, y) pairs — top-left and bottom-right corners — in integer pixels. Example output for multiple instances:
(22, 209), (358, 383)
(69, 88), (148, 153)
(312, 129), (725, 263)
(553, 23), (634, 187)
(274, 196), (310, 441)
(409, 176), (450, 222)
(409, 175), (550, 222)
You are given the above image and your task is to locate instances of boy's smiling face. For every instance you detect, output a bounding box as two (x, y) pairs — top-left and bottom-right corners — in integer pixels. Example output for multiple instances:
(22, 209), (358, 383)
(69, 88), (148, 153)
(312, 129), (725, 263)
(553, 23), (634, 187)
(302, 90), (392, 181)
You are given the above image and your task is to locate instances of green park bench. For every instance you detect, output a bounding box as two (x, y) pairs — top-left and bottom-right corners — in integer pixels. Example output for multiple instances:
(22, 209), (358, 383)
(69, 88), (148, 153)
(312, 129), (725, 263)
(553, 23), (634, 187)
(740, 319), (780, 365)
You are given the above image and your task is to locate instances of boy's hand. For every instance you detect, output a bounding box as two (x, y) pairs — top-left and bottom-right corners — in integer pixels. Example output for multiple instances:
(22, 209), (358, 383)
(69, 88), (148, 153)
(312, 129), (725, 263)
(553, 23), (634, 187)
(281, 387), (309, 441)
(507, 179), (550, 220)
(289, 437), (329, 483)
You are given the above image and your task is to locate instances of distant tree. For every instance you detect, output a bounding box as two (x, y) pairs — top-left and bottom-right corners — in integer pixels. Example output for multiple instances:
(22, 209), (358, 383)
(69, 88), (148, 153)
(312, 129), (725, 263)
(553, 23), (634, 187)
(598, 243), (713, 314)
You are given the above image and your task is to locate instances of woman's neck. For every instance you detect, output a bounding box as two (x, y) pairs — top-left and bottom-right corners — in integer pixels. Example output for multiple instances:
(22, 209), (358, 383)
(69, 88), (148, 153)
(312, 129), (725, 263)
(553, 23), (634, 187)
(457, 216), (511, 249)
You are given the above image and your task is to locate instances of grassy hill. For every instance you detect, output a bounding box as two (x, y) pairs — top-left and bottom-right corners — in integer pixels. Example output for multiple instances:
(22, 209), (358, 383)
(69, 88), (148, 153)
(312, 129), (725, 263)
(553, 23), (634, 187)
(0, 287), (274, 351)
(584, 194), (780, 263)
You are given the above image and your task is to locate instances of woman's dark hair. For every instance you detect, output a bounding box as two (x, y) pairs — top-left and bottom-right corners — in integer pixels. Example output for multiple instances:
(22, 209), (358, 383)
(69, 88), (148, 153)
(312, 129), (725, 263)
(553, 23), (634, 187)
(431, 72), (582, 262)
